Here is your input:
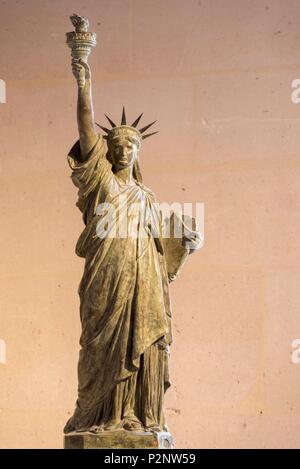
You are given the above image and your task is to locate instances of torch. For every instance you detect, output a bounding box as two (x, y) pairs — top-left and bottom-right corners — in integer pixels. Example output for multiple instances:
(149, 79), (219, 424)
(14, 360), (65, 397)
(66, 14), (97, 87)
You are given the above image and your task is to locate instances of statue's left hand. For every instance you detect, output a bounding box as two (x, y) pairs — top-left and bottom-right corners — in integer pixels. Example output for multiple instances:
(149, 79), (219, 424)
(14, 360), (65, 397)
(168, 273), (177, 283)
(183, 230), (203, 253)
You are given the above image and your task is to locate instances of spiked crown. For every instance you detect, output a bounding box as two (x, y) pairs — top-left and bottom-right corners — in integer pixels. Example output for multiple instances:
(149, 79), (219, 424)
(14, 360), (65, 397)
(96, 107), (158, 146)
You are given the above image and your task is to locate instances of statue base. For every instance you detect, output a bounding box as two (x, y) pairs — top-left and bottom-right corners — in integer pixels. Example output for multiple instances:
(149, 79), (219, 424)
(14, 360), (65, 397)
(64, 430), (173, 449)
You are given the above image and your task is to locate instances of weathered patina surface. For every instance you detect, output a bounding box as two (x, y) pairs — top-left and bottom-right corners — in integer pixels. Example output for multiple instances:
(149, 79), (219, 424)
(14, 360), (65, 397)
(64, 14), (201, 444)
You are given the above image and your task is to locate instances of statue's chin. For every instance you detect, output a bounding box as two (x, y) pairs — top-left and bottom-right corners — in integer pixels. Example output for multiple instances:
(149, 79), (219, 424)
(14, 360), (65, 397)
(115, 162), (133, 171)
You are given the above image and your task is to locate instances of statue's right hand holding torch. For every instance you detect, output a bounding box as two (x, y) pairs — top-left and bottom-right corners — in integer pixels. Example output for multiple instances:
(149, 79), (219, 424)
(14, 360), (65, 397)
(71, 58), (91, 90)
(66, 14), (98, 160)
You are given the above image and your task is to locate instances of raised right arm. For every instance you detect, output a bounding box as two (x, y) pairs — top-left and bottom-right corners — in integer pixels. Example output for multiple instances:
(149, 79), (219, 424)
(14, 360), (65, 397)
(71, 59), (98, 161)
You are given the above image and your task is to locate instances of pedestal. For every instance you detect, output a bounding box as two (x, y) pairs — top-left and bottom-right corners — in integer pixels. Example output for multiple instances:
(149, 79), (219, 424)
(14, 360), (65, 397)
(64, 430), (173, 449)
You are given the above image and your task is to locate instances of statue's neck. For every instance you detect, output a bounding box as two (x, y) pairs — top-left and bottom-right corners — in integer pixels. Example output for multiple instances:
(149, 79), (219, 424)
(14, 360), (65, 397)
(115, 165), (134, 185)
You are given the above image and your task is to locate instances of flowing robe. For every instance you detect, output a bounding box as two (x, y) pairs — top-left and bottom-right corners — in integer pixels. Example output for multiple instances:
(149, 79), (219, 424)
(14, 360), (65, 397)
(64, 135), (172, 432)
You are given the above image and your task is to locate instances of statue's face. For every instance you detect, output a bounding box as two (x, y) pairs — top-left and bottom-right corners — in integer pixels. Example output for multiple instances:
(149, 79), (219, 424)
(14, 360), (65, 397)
(110, 136), (139, 170)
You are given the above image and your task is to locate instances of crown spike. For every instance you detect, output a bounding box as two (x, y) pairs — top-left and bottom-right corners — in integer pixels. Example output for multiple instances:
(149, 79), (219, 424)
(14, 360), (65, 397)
(121, 106), (127, 125)
(139, 120), (156, 134)
(104, 114), (116, 128)
(95, 122), (110, 133)
(131, 113), (143, 128)
(142, 131), (159, 140)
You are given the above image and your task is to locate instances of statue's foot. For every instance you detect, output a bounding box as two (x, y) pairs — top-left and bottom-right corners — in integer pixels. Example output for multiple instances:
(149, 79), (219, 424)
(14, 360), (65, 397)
(90, 424), (104, 434)
(123, 417), (143, 432)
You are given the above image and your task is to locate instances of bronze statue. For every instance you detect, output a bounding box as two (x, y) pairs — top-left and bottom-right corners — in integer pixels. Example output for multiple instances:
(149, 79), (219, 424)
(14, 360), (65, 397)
(64, 14), (201, 444)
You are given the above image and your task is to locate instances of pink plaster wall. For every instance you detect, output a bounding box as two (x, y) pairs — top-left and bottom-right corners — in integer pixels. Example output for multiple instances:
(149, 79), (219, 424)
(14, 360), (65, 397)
(0, 0), (300, 448)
